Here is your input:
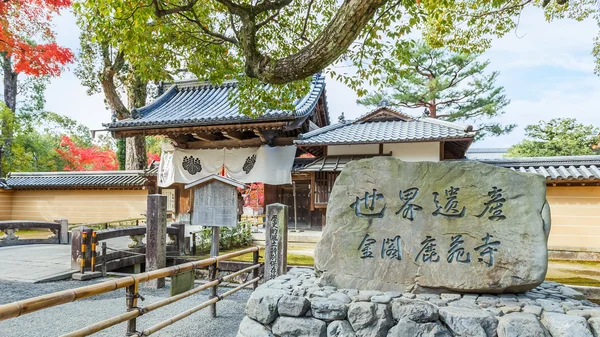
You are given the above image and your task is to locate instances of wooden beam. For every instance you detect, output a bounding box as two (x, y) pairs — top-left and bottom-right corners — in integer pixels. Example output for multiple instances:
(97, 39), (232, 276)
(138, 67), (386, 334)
(112, 121), (289, 139)
(191, 133), (218, 141)
(222, 130), (244, 140)
(186, 137), (295, 149)
(253, 129), (266, 143)
(168, 135), (189, 149)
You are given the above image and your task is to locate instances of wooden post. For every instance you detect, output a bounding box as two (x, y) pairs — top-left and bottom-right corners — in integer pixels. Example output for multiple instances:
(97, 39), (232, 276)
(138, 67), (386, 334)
(125, 282), (139, 336)
(91, 231), (97, 272)
(191, 232), (197, 256)
(145, 194), (167, 289)
(80, 232), (87, 274)
(265, 203), (288, 281)
(101, 242), (107, 277)
(252, 249), (260, 290)
(209, 227), (220, 318)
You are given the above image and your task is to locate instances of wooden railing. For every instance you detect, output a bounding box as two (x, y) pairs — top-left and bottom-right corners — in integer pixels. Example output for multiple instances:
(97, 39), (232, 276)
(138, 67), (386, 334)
(0, 246), (262, 337)
(0, 219), (69, 247)
(68, 218), (146, 231)
(72, 223), (186, 272)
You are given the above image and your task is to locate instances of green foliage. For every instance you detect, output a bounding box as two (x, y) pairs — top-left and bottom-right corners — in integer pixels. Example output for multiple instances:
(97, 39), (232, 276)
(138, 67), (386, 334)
(507, 118), (600, 157)
(193, 222), (253, 255)
(116, 138), (126, 170)
(357, 42), (514, 140)
(72, 0), (600, 115)
(0, 103), (95, 173)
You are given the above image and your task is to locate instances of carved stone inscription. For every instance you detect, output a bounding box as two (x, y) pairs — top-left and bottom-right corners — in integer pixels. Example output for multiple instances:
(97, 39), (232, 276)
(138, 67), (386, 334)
(314, 158), (551, 294)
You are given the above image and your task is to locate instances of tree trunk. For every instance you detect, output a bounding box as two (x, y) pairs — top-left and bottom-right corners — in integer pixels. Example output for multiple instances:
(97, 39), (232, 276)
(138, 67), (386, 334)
(126, 136), (147, 170)
(429, 103), (437, 119)
(1, 53), (18, 171)
(124, 74), (148, 170)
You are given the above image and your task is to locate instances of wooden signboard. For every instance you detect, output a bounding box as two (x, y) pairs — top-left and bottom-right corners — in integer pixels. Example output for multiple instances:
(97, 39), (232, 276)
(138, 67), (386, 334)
(186, 175), (245, 228)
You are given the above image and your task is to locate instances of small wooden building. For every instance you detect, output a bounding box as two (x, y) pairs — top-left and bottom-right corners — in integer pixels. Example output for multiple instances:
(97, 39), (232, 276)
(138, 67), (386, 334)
(103, 74), (330, 227)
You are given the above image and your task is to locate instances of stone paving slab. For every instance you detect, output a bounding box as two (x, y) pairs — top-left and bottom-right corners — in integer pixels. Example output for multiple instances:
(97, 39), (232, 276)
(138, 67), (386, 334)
(0, 237), (132, 283)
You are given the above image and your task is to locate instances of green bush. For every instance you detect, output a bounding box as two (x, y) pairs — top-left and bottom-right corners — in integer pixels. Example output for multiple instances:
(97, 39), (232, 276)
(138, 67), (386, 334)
(193, 222), (253, 255)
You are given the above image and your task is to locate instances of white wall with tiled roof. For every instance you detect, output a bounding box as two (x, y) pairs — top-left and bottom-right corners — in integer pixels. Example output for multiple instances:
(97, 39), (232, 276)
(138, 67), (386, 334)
(382, 142), (440, 162)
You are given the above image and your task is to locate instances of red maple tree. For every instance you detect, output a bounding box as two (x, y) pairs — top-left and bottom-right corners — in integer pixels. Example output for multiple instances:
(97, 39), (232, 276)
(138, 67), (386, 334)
(147, 152), (161, 165)
(0, 0), (74, 76)
(56, 136), (118, 171)
(243, 183), (264, 211)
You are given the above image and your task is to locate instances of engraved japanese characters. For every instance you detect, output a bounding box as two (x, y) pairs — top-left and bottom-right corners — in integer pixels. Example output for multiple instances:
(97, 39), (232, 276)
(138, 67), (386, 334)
(314, 157), (551, 293)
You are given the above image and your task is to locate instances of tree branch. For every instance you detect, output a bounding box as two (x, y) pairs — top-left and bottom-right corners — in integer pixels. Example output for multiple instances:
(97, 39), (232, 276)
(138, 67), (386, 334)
(177, 10), (239, 45)
(99, 43), (129, 120)
(153, 0), (199, 17)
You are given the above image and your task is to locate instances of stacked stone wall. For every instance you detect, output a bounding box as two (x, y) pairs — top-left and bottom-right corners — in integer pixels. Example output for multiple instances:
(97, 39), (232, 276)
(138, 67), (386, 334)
(238, 268), (600, 337)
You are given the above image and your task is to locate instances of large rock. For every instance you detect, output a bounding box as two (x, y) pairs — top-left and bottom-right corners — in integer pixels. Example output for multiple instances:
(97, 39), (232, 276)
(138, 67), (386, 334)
(439, 307), (498, 337)
(391, 298), (439, 323)
(314, 158), (550, 293)
(327, 320), (356, 337)
(237, 316), (275, 337)
(278, 294), (311, 317)
(497, 313), (549, 337)
(541, 312), (593, 337)
(386, 319), (451, 337)
(245, 288), (287, 324)
(310, 298), (348, 321)
(271, 317), (327, 337)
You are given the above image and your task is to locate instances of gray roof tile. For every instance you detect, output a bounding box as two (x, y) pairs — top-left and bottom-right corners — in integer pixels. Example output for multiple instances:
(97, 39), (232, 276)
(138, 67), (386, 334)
(295, 118), (475, 145)
(104, 74), (326, 130)
(5, 170), (153, 189)
(296, 154), (600, 182)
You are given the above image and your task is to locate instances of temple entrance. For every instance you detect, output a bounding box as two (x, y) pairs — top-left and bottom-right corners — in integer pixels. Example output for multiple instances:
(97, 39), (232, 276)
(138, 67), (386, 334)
(281, 183), (311, 229)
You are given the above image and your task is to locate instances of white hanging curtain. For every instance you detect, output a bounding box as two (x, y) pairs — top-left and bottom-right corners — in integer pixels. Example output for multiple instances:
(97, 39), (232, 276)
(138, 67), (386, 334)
(158, 145), (296, 187)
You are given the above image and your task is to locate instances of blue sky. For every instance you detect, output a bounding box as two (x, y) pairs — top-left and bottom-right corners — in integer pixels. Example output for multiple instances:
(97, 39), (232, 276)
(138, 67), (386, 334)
(44, 6), (599, 149)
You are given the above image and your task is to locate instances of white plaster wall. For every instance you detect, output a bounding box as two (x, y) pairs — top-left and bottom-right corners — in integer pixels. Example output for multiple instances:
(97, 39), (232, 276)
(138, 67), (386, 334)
(327, 144), (379, 156)
(382, 142), (440, 162)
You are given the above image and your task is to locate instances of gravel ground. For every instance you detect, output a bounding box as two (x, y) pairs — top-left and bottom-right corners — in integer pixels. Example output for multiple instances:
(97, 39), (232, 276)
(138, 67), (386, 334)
(0, 278), (249, 337)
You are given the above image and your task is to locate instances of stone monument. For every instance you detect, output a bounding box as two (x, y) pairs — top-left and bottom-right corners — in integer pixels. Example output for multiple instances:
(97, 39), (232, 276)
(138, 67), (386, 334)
(238, 158), (600, 337)
(315, 157), (551, 293)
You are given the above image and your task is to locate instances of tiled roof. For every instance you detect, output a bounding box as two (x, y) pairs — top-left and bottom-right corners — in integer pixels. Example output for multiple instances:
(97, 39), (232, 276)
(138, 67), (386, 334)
(295, 118), (475, 146)
(295, 155), (376, 172)
(0, 179), (8, 190)
(295, 154), (600, 182)
(466, 148), (509, 160)
(104, 74), (326, 130)
(477, 155), (600, 182)
(5, 170), (153, 190)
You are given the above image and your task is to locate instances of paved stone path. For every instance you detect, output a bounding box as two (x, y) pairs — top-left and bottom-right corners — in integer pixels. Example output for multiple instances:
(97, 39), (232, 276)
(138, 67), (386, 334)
(0, 237), (132, 283)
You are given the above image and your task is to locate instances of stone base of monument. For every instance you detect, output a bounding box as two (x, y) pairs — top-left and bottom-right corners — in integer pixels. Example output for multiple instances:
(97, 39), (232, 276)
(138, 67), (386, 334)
(238, 268), (600, 337)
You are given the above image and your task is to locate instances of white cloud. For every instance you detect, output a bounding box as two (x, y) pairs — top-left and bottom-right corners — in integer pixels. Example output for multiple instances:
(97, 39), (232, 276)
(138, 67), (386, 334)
(475, 75), (600, 148)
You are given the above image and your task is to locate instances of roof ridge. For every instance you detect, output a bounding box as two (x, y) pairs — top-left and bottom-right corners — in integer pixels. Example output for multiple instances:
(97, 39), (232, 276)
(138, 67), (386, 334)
(421, 117), (473, 132)
(297, 122), (348, 140)
(7, 170), (147, 177)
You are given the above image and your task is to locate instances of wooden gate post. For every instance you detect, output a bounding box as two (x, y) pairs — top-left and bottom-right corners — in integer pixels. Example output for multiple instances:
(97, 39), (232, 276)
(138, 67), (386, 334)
(145, 194), (167, 289)
(265, 203), (288, 281)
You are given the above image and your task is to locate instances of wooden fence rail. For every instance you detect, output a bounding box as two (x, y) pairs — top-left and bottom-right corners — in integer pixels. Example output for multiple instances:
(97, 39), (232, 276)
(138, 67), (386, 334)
(0, 246), (262, 337)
